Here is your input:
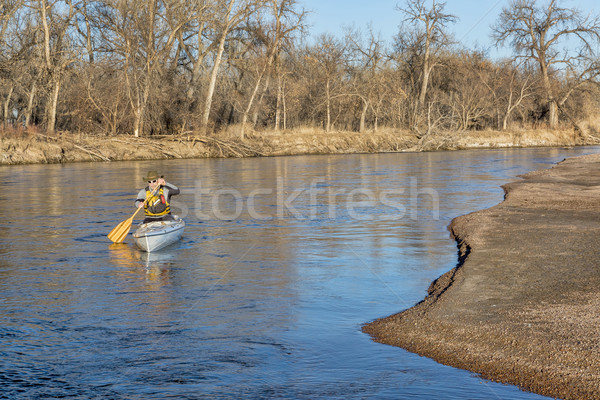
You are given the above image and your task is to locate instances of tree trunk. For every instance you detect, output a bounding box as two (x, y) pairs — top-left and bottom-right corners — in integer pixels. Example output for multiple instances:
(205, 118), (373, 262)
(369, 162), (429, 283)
(418, 32), (432, 112)
(25, 81), (37, 129)
(282, 81), (287, 130)
(47, 75), (61, 133)
(275, 76), (282, 130)
(502, 95), (514, 131)
(242, 52), (275, 138)
(240, 73), (264, 139)
(40, 0), (52, 70)
(359, 99), (368, 133)
(133, 85), (150, 137)
(186, 60), (202, 115)
(3, 85), (14, 126)
(82, 0), (94, 64)
(539, 62), (558, 129)
(133, 110), (141, 137)
(252, 74), (271, 128)
(326, 79), (331, 132)
(549, 100), (558, 129)
(202, 29), (228, 132)
(419, 63), (430, 111)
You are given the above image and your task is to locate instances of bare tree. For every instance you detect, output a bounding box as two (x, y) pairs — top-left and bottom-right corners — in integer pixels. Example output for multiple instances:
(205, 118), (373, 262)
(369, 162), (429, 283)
(272, 50), (297, 130)
(174, 0), (211, 127)
(30, 0), (79, 133)
(74, 0), (95, 63)
(1, 0), (24, 45)
(452, 75), (491, 130)
(0, 0), (25, 126)
(19, 24), (44, 130)
(274, 64), (285, 129)
(304, 34), (346, 132)
(238, 0), (304, 138)
(3, 0), (600, 139)
(345, 24), (389, 132)
(492, 0), (600, 131)
(396, 0), (457, 131)
(95, 0), (189, 136)
(498, 62), (535, 130)
(201, 0), (258, 132)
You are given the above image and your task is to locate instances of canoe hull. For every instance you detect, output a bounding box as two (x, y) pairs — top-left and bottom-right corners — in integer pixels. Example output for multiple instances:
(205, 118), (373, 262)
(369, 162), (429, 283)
(133, 217), (185, 252)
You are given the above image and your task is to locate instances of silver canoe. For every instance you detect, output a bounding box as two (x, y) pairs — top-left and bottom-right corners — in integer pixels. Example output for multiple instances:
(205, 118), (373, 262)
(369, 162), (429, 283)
(133, 217), (185, 252)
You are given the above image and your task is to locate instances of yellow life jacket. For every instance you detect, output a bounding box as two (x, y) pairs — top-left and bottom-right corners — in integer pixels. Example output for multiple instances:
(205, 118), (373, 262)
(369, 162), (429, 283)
(144, 186), (170, 217)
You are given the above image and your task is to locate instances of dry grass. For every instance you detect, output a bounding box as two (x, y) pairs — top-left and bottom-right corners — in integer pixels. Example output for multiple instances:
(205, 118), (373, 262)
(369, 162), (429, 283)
(435, 128), (590, 149)
(580, 117), (600, 138)
(1, 125), (597, 165)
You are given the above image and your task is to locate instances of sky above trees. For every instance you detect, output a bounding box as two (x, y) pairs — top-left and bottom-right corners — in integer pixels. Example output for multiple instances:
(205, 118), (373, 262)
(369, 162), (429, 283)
(300, 0), (600, 59)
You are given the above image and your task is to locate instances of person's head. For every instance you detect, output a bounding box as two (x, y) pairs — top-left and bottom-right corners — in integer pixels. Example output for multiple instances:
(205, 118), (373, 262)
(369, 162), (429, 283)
(144, 170), (163, 189)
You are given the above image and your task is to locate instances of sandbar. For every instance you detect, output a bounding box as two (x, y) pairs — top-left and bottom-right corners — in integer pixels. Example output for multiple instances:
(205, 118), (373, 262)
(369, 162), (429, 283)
(363, 153), (600, 399)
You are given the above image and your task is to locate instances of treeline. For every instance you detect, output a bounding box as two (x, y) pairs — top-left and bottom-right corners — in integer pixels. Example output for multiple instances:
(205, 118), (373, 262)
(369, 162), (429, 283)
(1, 0), (600, 138)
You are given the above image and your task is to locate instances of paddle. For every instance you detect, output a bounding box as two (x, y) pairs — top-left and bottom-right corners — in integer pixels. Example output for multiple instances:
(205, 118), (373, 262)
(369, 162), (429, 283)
(107, 184), (160, 243)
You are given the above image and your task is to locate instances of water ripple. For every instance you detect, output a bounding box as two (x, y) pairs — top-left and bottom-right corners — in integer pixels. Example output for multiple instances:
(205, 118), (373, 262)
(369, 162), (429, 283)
(2, 148), (596, 399)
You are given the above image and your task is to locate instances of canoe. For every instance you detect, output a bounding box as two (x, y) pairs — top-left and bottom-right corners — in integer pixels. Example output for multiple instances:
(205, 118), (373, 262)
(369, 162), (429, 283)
(133, 216), (185, 252)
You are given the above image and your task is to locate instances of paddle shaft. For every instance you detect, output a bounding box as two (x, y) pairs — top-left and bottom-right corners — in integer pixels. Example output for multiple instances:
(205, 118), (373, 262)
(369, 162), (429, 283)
(108, 183), (162, 243)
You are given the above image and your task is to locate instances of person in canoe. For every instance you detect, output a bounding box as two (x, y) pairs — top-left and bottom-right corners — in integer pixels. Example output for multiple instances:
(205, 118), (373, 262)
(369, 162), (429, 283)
(136, 170), (180, 223)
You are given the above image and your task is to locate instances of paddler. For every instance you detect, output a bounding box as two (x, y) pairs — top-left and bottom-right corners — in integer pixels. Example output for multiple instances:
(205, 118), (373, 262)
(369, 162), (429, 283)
(136, 170), (180, 223)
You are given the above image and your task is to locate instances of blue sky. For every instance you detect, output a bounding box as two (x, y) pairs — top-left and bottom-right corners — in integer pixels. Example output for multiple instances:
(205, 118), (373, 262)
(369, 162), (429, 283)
(299, 0), (600, 59)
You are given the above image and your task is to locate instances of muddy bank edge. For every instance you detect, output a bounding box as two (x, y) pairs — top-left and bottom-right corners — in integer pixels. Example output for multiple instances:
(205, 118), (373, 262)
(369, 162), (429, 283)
(1, 128), (594, 165)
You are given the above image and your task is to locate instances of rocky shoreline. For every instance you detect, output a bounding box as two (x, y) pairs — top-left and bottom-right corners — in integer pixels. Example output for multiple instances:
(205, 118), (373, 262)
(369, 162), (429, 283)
(0, 128), (593, 165)
(363, 153), (600, 399)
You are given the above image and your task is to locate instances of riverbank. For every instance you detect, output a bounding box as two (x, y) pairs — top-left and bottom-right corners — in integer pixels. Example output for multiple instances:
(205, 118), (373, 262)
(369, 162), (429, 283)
(363, 153), (600, 399)
(0, 127), (596, 165)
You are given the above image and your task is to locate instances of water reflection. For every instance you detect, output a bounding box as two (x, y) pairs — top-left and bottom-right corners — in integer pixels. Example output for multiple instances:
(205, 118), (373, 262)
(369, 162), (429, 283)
(108, 243), (173, 287)
(1, 147), (597, 399)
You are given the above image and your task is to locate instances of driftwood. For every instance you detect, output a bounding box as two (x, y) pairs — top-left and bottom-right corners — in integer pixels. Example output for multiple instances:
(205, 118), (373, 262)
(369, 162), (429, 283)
(108, 134), (266, 158)
(176, 133), (268, 157)
(109, 137), (181, 158)
(37, 133), (111, 161)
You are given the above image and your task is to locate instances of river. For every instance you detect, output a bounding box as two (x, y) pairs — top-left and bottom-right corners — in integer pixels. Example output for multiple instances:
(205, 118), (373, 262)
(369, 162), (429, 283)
(1, 146), (597, 399)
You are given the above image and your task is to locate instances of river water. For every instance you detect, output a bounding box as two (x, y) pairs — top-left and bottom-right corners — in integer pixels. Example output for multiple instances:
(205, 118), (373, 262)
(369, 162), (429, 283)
(1, 146), (597, 399)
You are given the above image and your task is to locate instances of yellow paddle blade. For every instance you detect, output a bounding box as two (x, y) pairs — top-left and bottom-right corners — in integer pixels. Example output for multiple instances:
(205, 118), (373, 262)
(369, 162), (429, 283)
(107, 216), (134, 243)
